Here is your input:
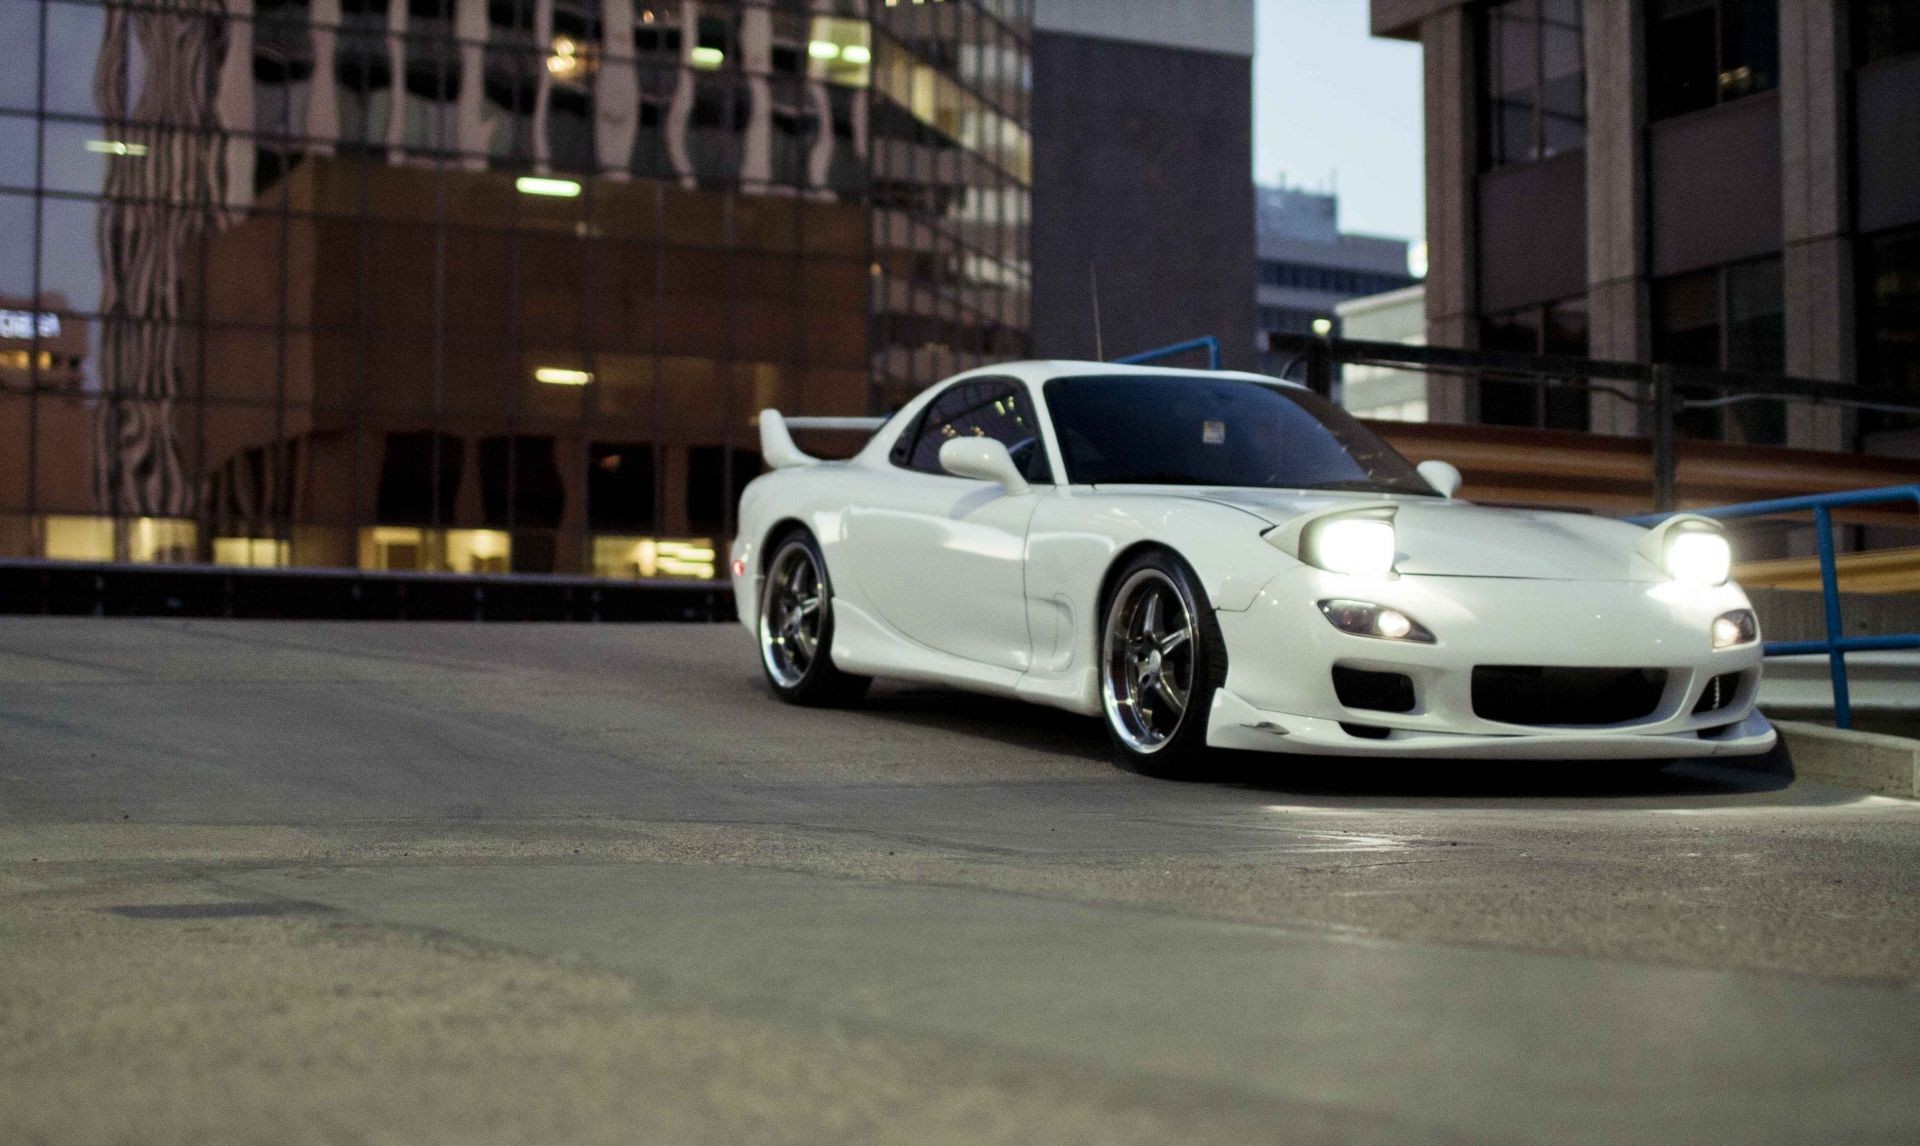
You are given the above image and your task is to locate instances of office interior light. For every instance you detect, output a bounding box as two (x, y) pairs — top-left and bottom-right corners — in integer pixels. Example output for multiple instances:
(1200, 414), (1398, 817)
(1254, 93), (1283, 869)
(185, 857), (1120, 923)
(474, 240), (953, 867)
(534, 367), (593, 386)
(840, 44), (872, 64)
(0, 309), (60, 339)
(690, 45), (725, 68)
(808, 40), (841, 60)
(86, 140), (148, 156)
(547, 35), (594, 81)
(516, 176), (582, 198)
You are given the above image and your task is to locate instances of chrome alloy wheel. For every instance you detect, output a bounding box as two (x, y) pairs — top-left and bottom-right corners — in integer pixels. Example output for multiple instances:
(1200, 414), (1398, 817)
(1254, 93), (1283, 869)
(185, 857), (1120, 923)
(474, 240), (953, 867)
(1101, 568), (1199, 754)
(760, 541), (824, 688)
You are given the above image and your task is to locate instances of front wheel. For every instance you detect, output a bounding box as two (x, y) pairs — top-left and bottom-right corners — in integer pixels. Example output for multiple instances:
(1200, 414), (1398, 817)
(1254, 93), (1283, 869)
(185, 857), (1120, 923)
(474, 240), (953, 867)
(758, 531), (871, 706)
(1099, 551), (1224, 776)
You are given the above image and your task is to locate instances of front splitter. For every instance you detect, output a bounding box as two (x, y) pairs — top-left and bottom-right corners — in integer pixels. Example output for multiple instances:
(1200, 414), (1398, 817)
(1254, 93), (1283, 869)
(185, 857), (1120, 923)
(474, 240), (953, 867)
(1205, 689), (1778, 760)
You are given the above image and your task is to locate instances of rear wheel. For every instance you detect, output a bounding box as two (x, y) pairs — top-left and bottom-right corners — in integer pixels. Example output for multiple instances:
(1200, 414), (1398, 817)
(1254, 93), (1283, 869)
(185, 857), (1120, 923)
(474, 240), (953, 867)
(758, 531), (870, 706)
(1099, 551), (1224, 775)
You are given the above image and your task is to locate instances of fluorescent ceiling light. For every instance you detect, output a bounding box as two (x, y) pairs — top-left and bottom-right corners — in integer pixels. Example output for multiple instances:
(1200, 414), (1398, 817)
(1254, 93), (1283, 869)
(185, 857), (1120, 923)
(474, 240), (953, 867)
(516, 176), (582, 198)
(690, 45), (724, 68)
(839, 44), (872, 65)
(534, 367), (593, 386)
(86, 140), (148, 156)
(808, 40), (841, 60)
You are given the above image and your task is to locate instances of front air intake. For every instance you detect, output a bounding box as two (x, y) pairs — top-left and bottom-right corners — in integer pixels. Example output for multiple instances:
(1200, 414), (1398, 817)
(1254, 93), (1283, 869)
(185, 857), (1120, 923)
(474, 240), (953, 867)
(1693, 672), (1744, 715)
(1472, 666), (1667, 727)
(1332, 666), (1416, 713)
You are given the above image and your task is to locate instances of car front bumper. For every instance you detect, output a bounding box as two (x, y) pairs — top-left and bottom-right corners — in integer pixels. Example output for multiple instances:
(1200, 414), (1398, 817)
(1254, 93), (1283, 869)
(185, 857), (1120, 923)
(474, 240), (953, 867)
(1206, 568), (1775, 759)
(1206, 690), (1776, 758)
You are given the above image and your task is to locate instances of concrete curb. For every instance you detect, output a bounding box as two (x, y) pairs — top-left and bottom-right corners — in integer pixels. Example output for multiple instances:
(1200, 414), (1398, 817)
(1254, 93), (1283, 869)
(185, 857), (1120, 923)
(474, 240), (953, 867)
(1772, 719), (1920, 800)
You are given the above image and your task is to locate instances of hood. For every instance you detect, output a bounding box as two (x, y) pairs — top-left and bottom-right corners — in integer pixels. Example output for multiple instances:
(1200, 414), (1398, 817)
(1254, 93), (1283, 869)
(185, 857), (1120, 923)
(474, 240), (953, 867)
(1150, 488), (1659, 581)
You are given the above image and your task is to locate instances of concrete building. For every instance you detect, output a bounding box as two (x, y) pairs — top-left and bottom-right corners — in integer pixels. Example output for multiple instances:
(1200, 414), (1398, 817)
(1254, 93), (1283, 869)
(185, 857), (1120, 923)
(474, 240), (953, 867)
(1371, 0), (1920, 453)
(1253, 183), (1420, 377)
(1029, 0), (1258, 368)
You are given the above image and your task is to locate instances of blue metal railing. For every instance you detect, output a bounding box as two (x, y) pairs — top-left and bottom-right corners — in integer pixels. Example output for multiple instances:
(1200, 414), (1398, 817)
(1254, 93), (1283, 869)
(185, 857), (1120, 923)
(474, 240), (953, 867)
(1115, 336), (1222, 371)
(1630, 484), (1920, 729)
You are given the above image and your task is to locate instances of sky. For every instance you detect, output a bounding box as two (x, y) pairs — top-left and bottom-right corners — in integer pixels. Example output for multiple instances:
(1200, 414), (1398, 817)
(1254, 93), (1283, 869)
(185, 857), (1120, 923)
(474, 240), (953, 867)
(1253, 0), (1426, 244)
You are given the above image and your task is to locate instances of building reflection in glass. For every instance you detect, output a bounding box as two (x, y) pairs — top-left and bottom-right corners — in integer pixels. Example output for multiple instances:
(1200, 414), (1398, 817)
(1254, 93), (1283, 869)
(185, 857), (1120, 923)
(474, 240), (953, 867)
(0, 0), (1032, 577)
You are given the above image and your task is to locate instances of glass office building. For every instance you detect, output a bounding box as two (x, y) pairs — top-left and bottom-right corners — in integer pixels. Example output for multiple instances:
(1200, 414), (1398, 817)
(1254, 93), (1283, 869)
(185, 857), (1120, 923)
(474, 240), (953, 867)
(0, 0), (1030, 578)
(869, 0), (1032, 411)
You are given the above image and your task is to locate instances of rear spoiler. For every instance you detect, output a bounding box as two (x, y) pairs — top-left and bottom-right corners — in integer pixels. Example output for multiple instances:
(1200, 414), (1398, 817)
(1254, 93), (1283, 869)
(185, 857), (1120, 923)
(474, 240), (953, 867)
(757, 409), (888, 470)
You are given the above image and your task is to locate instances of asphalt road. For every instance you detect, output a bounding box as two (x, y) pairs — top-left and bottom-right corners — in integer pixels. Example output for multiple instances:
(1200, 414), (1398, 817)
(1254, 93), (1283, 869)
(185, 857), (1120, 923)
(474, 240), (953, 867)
(2, 618), (1918, 1145)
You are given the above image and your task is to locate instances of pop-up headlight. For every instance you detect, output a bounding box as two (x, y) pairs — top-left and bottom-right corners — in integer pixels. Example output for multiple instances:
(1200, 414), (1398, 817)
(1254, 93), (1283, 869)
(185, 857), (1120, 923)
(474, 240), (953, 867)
(1318, 599), (1435, 643)
(1666, 529), (1732, 587)
(1306, 517), (1397, 578)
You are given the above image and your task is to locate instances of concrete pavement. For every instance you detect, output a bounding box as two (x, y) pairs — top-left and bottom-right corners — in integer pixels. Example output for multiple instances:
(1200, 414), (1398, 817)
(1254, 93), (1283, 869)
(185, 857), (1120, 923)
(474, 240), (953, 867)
(3, 619), (1918, 1143)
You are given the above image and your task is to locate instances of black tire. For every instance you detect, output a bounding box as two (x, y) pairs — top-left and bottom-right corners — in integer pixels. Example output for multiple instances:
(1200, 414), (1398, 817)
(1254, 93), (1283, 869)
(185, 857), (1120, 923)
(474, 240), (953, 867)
(1097, 549), (1227, 777)
(757, 529), (871, 707)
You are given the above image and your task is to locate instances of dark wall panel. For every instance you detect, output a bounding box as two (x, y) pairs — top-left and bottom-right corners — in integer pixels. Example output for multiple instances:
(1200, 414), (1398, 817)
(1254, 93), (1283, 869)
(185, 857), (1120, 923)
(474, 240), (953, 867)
(1030, 31), (1257, 370)
(1370, 0), (1456, 40)
(1649, 93), (1783, 276)
(1477, 152), (1588, 312)
(1857, 55), (1920, 235)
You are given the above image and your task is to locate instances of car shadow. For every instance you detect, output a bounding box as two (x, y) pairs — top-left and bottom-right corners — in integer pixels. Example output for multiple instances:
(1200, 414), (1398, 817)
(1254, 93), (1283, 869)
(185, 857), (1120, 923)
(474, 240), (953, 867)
(852, 685), (1851, 807)
(1204, 746), (1811, 806)
(856, 684), (1115, 765)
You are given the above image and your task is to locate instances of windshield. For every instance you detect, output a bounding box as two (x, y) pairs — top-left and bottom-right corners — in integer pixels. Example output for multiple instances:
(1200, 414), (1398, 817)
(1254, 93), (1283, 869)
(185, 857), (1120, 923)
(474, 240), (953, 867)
(1043, 375), (1438, 495)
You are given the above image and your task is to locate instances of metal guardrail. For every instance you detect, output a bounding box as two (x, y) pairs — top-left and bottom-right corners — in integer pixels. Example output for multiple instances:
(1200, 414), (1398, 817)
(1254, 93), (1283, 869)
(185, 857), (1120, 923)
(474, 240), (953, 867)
(1266, 333), (1920, 512)
(1735, 545), (1920, 593)
(1630, 485), (1920, 729)
(0, 559), (736, 622)
(1114, 336), (1222, 371)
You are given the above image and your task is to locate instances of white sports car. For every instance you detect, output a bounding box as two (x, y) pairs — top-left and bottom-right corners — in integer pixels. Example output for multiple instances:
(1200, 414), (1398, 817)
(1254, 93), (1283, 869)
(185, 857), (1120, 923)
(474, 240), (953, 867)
(729, 362), (1776, 773)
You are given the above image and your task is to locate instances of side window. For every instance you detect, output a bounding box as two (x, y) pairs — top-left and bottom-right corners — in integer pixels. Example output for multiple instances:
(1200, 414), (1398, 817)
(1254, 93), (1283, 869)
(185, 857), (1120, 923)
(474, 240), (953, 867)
(898, 380), (1052, 482)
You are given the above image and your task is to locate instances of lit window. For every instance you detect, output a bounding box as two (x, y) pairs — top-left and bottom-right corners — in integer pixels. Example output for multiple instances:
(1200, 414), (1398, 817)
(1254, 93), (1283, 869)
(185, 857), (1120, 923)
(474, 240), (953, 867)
(807, 17), (872, 86)
(1650, 0), (1779, 121)
(450, 529), (511, 574)
(132, 518), (195, 563)
(213, 538), (291, 568)
(43, 516), (115, 562)
(591, 536), (717, 580)
(358, 528), (513, 574)
(41, 516), (195, 564)
(361, 527), (430, 572)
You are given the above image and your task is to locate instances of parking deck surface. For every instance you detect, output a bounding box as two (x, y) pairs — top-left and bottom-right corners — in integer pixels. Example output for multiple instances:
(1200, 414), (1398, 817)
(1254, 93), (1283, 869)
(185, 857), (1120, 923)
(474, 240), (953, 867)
(3, 619), (1918, 1144)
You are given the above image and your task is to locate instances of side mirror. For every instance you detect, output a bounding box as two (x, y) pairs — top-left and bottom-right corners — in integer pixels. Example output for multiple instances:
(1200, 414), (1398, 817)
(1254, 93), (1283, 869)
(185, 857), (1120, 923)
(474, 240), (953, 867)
(939, 437), (1031, 496)
(1417, 459), (1463, 499)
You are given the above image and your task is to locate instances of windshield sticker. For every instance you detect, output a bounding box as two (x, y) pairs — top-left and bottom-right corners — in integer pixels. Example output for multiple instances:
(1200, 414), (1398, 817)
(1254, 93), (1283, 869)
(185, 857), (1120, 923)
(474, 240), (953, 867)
(1202, 420), (1226, 445)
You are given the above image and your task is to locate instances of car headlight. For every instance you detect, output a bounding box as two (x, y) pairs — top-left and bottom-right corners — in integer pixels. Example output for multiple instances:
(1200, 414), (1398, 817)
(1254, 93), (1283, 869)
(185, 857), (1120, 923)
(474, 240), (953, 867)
(1711, 609), (1758, 649)
(1318, 599), (1435, 643)
(1306, 518), (1397, 578)
(1665, 529), (1731, 587)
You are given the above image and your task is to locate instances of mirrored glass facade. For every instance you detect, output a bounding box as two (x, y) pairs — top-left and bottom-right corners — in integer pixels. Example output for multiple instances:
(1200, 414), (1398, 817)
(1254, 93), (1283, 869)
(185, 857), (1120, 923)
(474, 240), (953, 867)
(869, 0), (1030, 410)
(0, 0), (1030, 577)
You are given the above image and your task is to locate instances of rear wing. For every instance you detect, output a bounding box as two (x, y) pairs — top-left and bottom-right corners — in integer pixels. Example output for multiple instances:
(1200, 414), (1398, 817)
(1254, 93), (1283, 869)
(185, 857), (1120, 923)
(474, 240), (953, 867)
(757, 409), (888, 470)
